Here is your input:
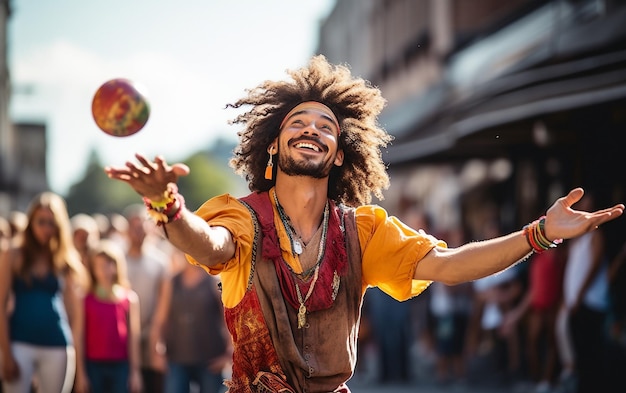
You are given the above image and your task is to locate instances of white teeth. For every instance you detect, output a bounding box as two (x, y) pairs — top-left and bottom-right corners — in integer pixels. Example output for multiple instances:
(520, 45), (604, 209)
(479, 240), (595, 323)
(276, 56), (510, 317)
(295, 142), (320, 152)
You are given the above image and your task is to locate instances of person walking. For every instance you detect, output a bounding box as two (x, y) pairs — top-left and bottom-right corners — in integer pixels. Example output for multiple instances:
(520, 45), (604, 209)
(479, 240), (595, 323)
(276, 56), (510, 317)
(104, 55), (624, 393)
(0, 192), (89, 393)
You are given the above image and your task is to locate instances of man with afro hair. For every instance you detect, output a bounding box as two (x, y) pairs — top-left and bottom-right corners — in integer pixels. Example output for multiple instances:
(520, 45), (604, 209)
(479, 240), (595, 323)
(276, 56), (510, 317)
(105, 55), (623, 392)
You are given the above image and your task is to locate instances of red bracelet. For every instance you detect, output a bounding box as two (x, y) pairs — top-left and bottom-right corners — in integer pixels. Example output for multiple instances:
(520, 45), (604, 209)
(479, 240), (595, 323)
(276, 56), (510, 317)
(143, 184), (185, 227)
(523, 217), (562, 254)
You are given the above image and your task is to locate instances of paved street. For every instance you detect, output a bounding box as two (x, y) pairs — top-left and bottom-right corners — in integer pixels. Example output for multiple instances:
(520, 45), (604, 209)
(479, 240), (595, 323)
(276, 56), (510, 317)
(342, 342), (558, 393)
(348, 381), (508, 393)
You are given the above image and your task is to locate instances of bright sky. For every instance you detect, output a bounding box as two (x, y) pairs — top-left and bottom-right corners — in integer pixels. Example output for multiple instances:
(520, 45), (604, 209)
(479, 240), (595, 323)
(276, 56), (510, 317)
(8, 0), (336, 195)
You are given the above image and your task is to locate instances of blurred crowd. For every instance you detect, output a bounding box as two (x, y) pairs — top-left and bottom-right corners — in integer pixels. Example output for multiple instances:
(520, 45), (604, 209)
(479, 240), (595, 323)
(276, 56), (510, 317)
(0, 193), (231, 393)
(1, 191), (625, 393)
(355, 195), (626, 393)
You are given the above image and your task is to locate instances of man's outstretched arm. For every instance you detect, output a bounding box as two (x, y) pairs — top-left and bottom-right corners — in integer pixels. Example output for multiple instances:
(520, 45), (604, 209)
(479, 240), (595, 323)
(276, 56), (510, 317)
(414, 188), (623, 285)
(104, 153), (235, 267)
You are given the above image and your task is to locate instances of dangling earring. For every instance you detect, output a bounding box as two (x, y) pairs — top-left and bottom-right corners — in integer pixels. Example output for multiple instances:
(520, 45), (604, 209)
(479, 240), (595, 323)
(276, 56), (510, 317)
(265, 146), (275, 180)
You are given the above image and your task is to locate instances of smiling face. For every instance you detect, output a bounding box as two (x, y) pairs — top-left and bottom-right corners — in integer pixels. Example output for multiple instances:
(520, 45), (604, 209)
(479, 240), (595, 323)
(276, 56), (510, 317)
(275, 102), (343, 179)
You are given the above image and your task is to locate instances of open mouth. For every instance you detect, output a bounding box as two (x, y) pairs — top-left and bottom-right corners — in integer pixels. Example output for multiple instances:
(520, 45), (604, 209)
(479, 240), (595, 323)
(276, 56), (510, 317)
(294, 142), (322, 152)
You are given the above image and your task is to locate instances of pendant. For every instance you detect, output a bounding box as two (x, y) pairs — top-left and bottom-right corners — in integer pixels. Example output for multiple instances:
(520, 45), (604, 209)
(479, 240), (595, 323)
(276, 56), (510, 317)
(298, 303), (307, 329)
(293, 240), (303, 255)
(331, 270), (340, 301)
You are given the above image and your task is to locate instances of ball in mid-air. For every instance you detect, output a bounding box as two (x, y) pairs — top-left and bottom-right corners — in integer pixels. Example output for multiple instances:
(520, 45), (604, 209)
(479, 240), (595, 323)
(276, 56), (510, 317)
(92, 78), (150, 137)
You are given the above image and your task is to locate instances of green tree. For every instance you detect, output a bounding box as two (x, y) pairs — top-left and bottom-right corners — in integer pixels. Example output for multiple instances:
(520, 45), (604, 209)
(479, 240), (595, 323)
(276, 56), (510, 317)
(64, 149), (138, 216)
(178, 152), (234, 211)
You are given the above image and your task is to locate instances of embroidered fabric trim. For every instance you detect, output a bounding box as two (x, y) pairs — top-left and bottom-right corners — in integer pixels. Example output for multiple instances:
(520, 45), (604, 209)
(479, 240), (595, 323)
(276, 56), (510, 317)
(239, 200), (261, 291)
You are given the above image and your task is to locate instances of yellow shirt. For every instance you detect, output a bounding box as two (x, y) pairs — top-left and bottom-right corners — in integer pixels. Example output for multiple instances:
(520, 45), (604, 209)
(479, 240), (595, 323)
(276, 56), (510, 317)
(187, 193), (445, 308)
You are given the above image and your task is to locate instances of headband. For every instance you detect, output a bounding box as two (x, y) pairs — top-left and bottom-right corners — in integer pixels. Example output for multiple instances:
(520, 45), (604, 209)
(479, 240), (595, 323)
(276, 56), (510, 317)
(279, 101), (341, 134)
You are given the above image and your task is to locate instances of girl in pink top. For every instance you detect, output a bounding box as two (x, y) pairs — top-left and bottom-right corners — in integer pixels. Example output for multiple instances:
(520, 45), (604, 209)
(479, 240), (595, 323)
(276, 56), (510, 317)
(82, 240), (142, 393)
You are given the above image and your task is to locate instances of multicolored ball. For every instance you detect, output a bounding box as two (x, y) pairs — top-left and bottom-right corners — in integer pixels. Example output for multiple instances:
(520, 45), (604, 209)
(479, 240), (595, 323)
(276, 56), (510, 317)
(92, 78), (150, 137)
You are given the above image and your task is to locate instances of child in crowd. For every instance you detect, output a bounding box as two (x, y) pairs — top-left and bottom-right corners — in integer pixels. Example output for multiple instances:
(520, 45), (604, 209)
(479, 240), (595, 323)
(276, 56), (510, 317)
(82, 240), (142, 393)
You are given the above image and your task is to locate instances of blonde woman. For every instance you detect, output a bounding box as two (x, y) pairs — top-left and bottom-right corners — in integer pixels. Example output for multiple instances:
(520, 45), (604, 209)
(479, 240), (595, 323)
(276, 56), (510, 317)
(0, 192), (89, 393)
(83, 239), (142, 393)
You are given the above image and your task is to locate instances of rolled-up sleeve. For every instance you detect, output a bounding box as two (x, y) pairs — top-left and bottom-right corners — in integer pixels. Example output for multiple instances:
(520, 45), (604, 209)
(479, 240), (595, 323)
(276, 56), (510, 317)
(185, 194), (253, 308)
(356, 205), (446, 301)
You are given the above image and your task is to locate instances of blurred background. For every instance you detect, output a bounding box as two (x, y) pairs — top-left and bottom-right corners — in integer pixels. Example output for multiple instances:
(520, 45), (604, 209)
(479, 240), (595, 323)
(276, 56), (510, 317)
(1, 0), (626, 392)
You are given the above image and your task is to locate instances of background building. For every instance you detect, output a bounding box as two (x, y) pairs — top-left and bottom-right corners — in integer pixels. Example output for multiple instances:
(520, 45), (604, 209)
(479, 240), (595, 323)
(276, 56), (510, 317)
(0, 0), (17, 215)
(0, 0), (48, 214)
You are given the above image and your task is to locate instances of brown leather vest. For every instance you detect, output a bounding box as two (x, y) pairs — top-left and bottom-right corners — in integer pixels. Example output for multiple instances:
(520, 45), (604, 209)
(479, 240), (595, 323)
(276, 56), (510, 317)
(226, 192), (364, 393)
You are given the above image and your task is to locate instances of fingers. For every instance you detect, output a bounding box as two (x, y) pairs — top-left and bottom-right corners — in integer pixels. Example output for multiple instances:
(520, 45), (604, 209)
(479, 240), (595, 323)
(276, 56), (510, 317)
(105, 154), (189, 182)
(592, 205), (624, 225)
(153, 155), (189, 177)
(172, 163), (190, 177)
(154, 155), (167, 167)
(125, 161), (145, 177)
(134, 152), (150, 164)
(103, 166), (133, 181)
(579, 206), (625, 233)
(107, 155), (158, 179)
(592, 205), (625, 216)
(560, 188), (584, 208)
(135, 154), (158, 172)
(146, 154), (190, 177)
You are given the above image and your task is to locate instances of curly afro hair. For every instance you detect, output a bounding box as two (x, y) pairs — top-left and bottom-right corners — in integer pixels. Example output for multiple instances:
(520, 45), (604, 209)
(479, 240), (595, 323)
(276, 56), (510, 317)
(228, 55), (392, 207)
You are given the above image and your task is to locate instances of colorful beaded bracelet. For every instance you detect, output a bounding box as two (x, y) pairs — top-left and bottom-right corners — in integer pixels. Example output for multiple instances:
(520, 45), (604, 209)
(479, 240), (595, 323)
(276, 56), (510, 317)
(143, 183), (185, 237)
(522, 216), (562, 253)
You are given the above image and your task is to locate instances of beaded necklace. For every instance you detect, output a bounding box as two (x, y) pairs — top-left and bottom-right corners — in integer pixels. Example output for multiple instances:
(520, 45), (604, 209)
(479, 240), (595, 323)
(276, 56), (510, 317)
(273, 190), (330, 327)
(272, 189), (329, 260)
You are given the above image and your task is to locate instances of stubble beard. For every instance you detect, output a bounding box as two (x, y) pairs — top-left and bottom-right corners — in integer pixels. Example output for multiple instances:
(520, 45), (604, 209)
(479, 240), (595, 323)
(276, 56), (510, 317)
(278, 154), (333, 179)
